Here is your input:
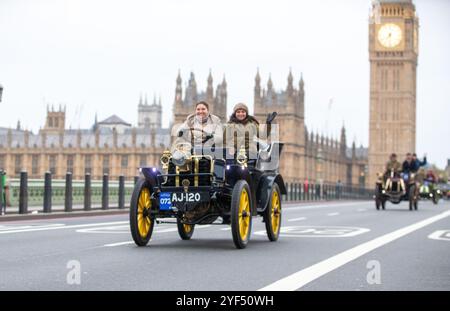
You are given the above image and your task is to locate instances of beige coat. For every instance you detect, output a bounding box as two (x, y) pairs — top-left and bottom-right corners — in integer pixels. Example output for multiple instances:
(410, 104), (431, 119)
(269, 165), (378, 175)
(171, 114), (223, 153)
(224, 120), (259, 159)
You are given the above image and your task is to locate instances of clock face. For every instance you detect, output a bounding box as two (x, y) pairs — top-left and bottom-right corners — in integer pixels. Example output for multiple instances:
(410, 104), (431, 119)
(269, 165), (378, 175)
(378, 23), (403, 48)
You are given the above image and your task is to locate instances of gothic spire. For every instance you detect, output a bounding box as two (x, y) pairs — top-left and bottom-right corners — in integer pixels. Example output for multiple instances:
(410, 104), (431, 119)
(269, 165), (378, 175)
(299, 73), (304, 93)
(287, 68), (294, 95)
(255, 68), (261, 85)
(267, 74), (273, 90)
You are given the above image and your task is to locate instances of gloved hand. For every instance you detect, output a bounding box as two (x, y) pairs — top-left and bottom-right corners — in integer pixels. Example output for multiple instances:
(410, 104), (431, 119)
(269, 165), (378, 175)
(203, 133), (214, 143)
(266, 112), (277, 124)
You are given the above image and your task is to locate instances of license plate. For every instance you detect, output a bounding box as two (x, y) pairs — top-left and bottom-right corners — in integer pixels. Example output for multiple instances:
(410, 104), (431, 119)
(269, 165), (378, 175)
(159, 192), (209, 210)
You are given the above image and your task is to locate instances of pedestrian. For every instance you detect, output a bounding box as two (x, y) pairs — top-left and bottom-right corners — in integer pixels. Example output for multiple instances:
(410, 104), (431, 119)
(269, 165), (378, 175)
(1, 171), (10, 215)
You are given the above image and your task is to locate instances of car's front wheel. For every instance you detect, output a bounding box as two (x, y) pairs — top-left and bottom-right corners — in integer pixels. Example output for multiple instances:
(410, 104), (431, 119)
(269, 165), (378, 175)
(231, 180), (252, 249)
(130, 178), (155, 246)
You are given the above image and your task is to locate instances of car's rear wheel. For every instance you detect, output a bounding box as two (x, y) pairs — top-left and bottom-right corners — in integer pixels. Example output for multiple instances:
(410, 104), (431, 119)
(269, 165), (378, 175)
(231, 180), (252, 249)
(264, 183), (282, 241)
(432, 191), (439, 205)
(177, 218), (195, 240)
(375, 184), (383, 210)
(130, 178), (155, 246)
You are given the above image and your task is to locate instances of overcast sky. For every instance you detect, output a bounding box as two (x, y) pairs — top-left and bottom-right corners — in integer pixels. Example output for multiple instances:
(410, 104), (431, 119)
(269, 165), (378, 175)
(0, 0), (449, 167)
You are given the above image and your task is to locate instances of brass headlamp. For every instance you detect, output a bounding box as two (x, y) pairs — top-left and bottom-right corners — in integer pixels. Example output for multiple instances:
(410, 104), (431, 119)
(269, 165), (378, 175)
(160, 150), (171, 170)
(236, 147), (248, 167)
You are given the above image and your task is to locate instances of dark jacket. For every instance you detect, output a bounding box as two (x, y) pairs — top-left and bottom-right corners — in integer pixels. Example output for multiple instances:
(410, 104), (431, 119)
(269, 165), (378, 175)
(412, 157), (427, 172)
(402, 160), (415, 174)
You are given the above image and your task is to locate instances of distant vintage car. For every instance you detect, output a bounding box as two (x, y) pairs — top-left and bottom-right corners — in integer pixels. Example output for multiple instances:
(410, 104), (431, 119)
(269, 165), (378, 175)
(419, 180), (442, 205)
(129, 125), (286, 249)
(374, 170), (419, 211)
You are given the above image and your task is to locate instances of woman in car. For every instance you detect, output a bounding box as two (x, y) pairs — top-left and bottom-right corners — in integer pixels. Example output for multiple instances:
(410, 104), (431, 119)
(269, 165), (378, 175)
(171, 101), (223, 155)
(224, 103), (260, 162)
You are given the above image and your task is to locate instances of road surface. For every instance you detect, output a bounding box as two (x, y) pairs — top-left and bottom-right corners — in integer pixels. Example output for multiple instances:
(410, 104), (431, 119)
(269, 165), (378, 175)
(1, 200), (449, 290)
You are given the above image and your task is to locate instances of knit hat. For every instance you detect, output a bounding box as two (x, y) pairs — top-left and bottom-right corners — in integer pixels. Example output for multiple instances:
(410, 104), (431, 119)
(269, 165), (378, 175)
(233, 103), (249, 114)
(196, 101), (209, 110)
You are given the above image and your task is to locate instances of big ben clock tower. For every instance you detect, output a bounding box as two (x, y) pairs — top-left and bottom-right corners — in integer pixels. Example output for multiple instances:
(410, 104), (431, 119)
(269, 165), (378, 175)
(368, 0), (419, 185)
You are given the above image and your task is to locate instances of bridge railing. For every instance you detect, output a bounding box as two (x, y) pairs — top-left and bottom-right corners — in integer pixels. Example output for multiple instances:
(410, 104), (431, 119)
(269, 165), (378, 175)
(1, 170), (374, 215)
(281, 182), (374, 202)
(1, 170), (137, 215)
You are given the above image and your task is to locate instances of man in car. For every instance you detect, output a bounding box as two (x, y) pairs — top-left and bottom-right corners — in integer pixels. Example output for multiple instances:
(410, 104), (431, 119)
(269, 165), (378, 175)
(412, 153), (427, 172)
(402, 153), (415, 174)
(385, 153), (402, 177)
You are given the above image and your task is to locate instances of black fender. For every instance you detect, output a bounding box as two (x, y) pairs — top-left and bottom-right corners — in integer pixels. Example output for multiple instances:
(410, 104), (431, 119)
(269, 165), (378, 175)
(140, 167), (160, 188)
(225, 165), (252, 188)
(256, 174), (286, 212)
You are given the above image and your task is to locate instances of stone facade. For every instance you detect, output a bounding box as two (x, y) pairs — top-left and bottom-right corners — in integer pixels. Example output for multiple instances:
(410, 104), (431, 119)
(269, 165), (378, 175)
(0, 70), (367, 185)
(253, 70), (368, 185)
(172, 70), (368, 186)
(172, 71), (227, 125)
(0, 106), (169, 181)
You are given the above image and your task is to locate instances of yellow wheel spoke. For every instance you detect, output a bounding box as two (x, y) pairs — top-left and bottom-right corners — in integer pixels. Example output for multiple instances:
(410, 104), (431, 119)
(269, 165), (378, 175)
(238, 188), (250, 240)
(271, 190), (281, 235)
(137, 188), (152, 238)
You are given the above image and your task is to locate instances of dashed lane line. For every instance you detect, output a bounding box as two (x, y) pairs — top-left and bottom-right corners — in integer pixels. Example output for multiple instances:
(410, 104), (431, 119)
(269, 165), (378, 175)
(104, 241), (135, 247)
(288, 217), (307, 222)
(327, 212), (339, 216)
(0, 221), (128, 234)
(284, 202), (371, 211)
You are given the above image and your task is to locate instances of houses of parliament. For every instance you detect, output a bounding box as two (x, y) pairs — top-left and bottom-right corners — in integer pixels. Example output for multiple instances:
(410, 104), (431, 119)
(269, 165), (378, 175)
(0, 70), (367, 186)
(0, 0), (418, 188)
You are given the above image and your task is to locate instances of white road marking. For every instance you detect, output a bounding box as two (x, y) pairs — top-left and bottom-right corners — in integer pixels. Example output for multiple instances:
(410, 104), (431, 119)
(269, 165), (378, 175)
(104, 241), (135, 247)
(327, 212), (339, 216)
(428, 230), (450, 241)
(0, 223), (65, 231)
(258, 210), (450, 291)
(0, 221), (128, 234)
(288, 217), (306, 222)
(102, 225), (214, 247)
(284, 202), (371, 211)
(357, 208), (367, 212)
(79, 224), (213, 234)
(77, 225), (129, 234)
(255, 226), (369, 238)
(220, 227), (231, 231)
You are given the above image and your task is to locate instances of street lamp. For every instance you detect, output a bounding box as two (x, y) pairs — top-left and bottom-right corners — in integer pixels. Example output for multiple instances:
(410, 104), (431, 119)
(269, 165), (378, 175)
(0, 84), (3, 102)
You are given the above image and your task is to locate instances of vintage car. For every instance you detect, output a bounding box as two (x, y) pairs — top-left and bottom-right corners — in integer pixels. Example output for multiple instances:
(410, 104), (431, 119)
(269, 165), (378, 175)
(129, 125), (286, 249)
(375, 170), (419, 211)
(419, 180), (441, 205)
